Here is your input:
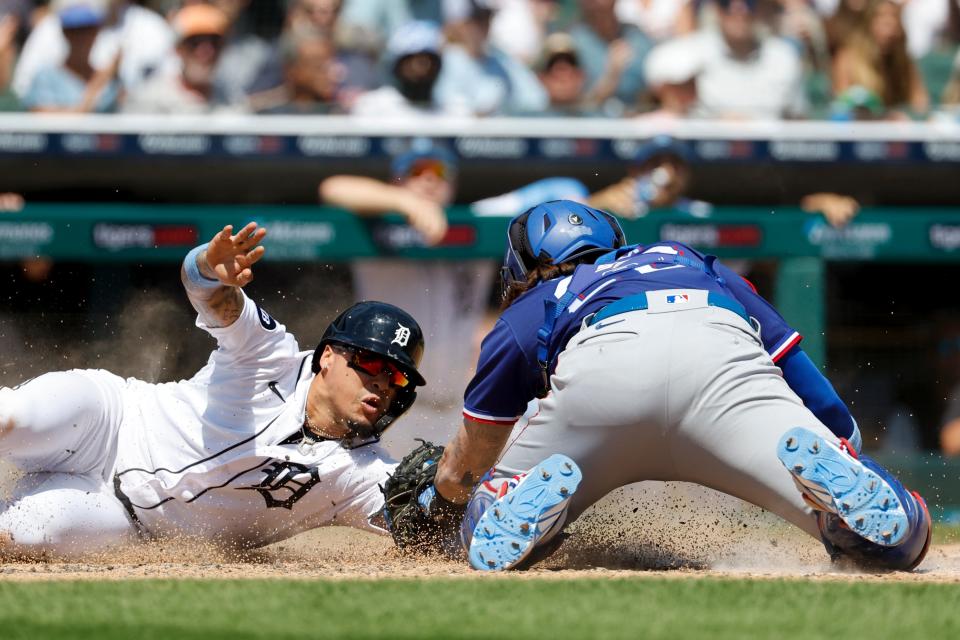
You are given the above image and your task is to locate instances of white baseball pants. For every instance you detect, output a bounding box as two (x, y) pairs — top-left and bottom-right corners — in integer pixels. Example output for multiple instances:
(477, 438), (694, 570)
(0, 369), (137, 557)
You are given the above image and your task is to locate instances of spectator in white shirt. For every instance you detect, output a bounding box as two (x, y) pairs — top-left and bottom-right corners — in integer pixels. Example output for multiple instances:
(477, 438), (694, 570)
(122, 4), (242, 113)
(489, 0), (562, 65)
(614, 0), (697, 41)
(434, 0), (547, 115)
(22, 0), (121, 113)
(646, 0), (807, 119)
(12, 0), (173, 99)
(900, 0), (951, 60)
(638, 32), (700, 121)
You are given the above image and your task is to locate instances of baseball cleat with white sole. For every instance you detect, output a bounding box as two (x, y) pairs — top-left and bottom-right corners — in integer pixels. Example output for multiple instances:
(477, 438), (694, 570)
(468, 454), (581, 571)
(777, 427), (910, 547)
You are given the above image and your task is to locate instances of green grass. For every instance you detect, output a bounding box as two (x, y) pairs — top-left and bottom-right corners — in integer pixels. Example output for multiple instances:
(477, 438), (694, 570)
(934, 522), (960, 545)
(1, 578), (958, 640)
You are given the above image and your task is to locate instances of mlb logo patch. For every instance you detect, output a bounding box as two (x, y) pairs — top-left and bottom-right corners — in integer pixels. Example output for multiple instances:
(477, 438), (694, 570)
(666, 294), (689, 304)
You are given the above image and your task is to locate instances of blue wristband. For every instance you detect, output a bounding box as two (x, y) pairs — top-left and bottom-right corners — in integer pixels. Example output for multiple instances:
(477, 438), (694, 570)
(183, 243), (220, 289)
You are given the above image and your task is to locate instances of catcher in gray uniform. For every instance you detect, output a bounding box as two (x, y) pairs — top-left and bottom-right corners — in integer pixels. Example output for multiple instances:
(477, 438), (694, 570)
(383, 200), (931, 574)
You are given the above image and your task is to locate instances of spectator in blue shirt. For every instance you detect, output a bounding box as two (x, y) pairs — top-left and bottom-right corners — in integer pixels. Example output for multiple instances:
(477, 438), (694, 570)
(434, 0), (548, 115)
(569, 0), (653, 116)
(22, 0), (120, 113)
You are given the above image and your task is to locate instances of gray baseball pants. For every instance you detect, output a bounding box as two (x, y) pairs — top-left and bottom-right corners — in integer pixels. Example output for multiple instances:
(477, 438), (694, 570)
(494, 304), (836, 539)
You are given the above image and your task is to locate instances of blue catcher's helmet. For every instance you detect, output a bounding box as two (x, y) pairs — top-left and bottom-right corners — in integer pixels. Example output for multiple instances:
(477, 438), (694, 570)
(501, 200), (626, 294)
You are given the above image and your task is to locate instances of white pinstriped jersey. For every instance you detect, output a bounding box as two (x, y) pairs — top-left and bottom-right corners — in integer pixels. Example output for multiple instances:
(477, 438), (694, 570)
(114, 291), (396, 547)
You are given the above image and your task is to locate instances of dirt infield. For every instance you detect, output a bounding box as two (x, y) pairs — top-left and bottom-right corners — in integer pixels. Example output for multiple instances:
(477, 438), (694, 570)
(1, 483), (957, 583)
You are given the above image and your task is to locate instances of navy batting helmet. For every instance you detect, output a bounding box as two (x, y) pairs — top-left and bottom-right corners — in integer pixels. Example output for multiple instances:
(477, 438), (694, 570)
(501, 200), (626, 293)
(314, 301), (426, 442)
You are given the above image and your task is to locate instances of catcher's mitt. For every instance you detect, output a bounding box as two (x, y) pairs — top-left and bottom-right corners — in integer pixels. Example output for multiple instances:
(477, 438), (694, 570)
(381, 439), (465, 554)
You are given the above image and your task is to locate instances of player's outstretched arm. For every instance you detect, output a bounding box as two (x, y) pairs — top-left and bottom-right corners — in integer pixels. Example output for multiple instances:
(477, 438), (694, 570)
(319, 175), (448, 245)
(181, 222), (267, 328)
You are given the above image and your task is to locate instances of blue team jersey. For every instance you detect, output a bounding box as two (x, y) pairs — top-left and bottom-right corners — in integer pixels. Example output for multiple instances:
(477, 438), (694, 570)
(463, 242), (802, 425)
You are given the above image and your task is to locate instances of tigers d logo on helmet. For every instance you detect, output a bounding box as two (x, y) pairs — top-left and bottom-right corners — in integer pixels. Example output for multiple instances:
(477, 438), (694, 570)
(315, 301), (426, 386)
(392, 323), (411, 347)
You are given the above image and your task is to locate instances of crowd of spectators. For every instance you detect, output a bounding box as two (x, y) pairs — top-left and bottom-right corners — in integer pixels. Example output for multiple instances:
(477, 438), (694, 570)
(0, 0), (957, 119)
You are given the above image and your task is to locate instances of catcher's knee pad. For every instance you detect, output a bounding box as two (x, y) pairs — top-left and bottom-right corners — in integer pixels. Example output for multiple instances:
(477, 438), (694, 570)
(817, 454), (931, 572)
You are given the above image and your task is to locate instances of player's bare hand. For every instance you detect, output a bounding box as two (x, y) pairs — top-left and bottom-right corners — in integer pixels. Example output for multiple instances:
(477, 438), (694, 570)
(941, 418), (960, 457)
(801, 193), (860, 228)
(588, 178), (638, 219)
(0, 192), (24, 212)
(401, 196), (448, 246)
(201, 222), (267, 287)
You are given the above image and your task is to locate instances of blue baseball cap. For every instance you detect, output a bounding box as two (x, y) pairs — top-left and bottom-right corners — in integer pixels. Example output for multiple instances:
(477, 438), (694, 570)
(55, 0), (106, 29)
(391, 140), (459, 181)
(632, 135), (691, 166)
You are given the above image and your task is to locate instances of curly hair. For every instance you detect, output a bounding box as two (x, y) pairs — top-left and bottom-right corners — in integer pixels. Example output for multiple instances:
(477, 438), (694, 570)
(501, 262), (578, 310)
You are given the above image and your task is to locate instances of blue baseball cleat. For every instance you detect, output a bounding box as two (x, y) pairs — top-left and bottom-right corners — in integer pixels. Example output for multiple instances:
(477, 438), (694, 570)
(777, 427), (931, 570)
(468, 454), (582, 571)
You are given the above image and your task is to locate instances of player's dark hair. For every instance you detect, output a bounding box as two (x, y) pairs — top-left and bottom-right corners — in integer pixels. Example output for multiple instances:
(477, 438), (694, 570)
(501, 261), (578, 310)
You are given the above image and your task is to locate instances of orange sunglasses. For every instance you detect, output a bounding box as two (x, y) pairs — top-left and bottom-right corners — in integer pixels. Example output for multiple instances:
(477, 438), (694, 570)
(344, 347), (411, 389)
(407, 158), (450, 180)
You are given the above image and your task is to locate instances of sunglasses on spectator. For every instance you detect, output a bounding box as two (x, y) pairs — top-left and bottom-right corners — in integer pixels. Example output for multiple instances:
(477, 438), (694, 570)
(182, 34), (224, 50)
(407, 158), (451, 180)
(340, 346), (412, 389)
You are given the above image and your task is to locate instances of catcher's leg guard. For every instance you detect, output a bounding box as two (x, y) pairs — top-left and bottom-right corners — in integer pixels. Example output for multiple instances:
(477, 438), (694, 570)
(777, 427), (931, 571)
(467, 454), (581, 571)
